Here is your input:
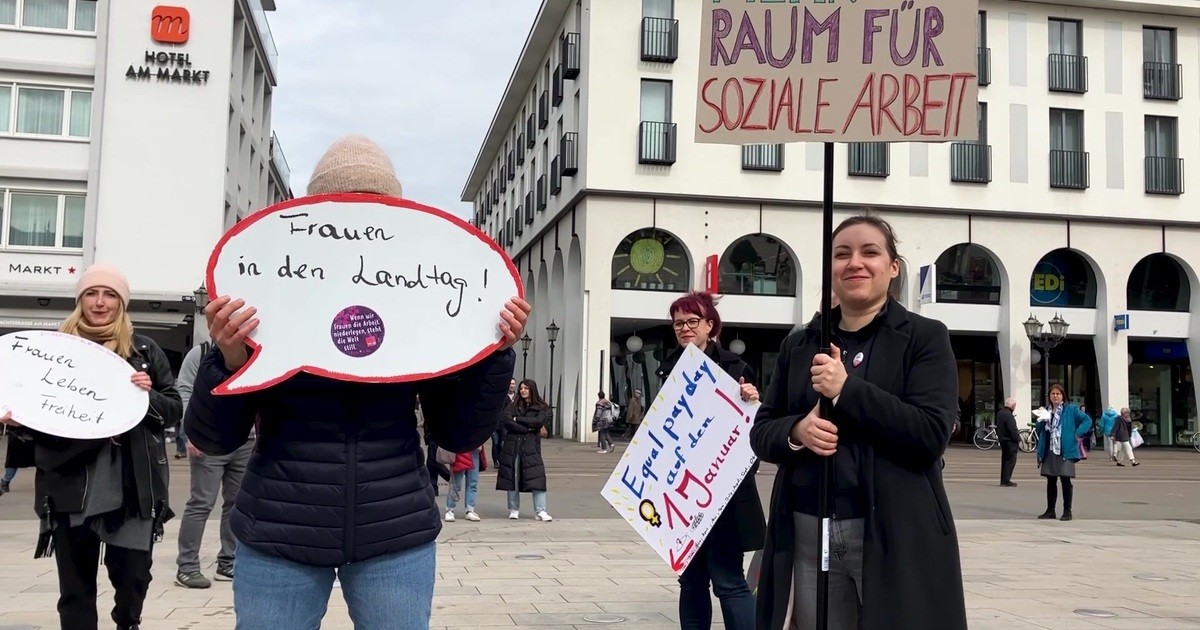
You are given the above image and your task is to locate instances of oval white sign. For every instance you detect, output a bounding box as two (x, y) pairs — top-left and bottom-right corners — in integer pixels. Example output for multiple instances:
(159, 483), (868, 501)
(205, 194), (524, 395)
(0, 330), (150, 439)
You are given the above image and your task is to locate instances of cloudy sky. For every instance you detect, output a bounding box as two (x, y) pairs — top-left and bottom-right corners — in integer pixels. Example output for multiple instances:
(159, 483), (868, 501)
(268, 1), (542, 218)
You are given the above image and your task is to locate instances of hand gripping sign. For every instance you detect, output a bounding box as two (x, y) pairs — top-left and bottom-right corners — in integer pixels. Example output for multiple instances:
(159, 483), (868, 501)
(0, 331), (150, 439)
(602, 344), (759, 574)
(205, 194), (523, 395)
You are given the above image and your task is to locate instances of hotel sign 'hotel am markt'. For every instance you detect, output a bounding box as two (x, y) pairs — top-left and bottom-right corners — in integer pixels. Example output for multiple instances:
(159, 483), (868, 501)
(125, 5), (212, 85)
(696, 0), (979, 143)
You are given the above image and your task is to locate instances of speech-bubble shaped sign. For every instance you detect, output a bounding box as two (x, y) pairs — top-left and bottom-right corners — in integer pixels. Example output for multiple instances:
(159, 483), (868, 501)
(0, 331), (150, 439)
(206, 194), (523, 395)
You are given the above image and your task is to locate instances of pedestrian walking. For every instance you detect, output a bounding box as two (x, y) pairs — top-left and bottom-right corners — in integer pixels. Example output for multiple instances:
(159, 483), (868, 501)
(750, 215), (967, 630)
(1036, 383), (1093, 521)
(1112, 407), (1140, 467)
(185, 135), (527, 630)
(174, 341), (254, 590)
(1, 264), (182, 630)
(657, 290), (762, 630)
(498, 379), (553, 521)
(592, 392), (615, 453)
(621, 390), (643, 438)
(445, 446), (485, 522)
(494, 379), (516, 464)
(1100, 407), (1119, 462)
(996, 397), (1020, 487)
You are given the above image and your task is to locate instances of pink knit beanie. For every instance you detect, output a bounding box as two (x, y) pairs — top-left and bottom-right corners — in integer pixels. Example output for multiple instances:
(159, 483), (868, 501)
(76, 264), (130, 307)
(306, 135), (403, 197)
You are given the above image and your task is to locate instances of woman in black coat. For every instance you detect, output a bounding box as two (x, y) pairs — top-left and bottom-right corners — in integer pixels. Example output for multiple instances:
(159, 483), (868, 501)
(497, 379), (552, 521)
(750, 216), (966, 630)
(2, 265), (182, 630)
(655, 291), (764, 630)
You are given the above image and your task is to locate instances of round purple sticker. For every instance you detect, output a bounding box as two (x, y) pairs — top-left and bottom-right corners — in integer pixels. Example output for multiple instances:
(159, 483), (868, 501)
(331, 305), (385, 358)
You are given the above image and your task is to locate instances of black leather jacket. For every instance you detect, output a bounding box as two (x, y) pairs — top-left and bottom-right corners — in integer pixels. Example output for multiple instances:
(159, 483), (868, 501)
(33, 334), (182, 528)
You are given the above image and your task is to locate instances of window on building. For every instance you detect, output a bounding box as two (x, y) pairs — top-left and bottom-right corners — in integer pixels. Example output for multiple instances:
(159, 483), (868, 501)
(3, 191), (84, 249)
(10, 85), (90, 137)
(1049, 108), (1083, 151)
(1144, 27), (1175, 65)
(640, 80), (671, 123)
(0, 85), (10, 132)
(643, 0), (672, 18)
(1049, 18), (1082, 56)
(22, 0), (68, 29)
(73, 0), (94, 31)
(1145, 116), (1177, 158)
(0, 0), (15, 25)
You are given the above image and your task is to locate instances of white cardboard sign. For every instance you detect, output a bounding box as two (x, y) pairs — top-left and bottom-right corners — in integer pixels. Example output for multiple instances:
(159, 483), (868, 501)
(0, 331), (150, 439)
(205, 194), (524, 395)
(602, 344), (759, 574)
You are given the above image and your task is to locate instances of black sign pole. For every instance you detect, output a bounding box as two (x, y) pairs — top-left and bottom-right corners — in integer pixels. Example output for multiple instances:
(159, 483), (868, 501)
(816, 141), (836, 630)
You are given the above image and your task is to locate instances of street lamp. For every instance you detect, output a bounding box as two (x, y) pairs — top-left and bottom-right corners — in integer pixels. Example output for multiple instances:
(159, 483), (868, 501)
(546, 321), (559, 436)
(520, 332), (532, 380)
(193, 283), (210, 311)
(1024, 313), (1070, 407)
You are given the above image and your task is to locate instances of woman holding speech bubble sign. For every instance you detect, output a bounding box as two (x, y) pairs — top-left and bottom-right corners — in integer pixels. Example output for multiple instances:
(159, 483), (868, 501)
(184, 136), (528, 630)
(2, 264), (182, 630)
(749, 216), (966, 630)
(654, 291), (764, 630)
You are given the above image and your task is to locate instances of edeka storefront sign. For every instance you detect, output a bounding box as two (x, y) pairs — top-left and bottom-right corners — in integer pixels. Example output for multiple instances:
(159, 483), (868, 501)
(124, 5), (211, 85)
(1030, 260), (1067, 306)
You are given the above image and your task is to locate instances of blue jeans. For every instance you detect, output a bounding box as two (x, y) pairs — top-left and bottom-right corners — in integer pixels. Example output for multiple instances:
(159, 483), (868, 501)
(505, 455), (547, 513)
(678, 540), (755, 630)
(174, 424), (186, 454)
(233, 542), (436, 630)
(3, 467), (16, 482)
(447, 451), (479, 511)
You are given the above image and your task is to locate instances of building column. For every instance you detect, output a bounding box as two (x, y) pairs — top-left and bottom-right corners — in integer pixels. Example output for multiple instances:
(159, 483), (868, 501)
(998, 299), (1033, 416)
(581, 292), (611, 444)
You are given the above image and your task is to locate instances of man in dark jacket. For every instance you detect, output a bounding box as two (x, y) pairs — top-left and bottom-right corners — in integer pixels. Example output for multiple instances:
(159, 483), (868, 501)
(996, 397), (1019, 486)
(185, 135), (529, 630)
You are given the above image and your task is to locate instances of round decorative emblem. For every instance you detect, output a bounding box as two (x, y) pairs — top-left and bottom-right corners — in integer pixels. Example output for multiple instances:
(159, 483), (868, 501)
(629, 238), (666, 275)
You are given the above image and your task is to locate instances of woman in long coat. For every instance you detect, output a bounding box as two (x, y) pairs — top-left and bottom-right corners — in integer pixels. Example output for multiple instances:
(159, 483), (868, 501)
(750, 216), (966, 630)
(497, 379), (553, 521)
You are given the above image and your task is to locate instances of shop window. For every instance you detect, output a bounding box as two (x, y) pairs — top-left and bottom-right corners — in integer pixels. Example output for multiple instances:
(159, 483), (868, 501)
(1127, 253), (1190, 312)
(1030, 248), (1097, 308)
(718, 233), (797, 297)
(935, 243), (1002, 304)
(612, 228), (691, 292)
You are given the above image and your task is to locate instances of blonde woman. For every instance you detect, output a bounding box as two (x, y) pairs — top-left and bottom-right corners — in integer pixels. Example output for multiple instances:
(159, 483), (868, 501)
(1, 264), (181, 630)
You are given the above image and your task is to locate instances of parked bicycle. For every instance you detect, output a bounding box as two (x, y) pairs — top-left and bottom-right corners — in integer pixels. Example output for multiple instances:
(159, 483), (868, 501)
(973, 425), (999, 450)
(1020, 421), (1038, 454)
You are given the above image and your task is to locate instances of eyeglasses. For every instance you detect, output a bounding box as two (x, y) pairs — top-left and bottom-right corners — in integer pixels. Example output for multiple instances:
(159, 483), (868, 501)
(672, 317), (704, 331)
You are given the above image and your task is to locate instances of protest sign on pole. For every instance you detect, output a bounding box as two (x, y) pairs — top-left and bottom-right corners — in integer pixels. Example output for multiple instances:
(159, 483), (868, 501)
(602, 344), (759, 574)
(0, 331), (150, 439)
(205, 194), (523, 395)
(696, 0), (979, 144)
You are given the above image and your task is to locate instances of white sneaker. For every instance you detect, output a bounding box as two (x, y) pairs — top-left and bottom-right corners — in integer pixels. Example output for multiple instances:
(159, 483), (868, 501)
(508, 510), (519, 520)
(465, 510), (481, 522)
(444, 510), (455, 522)
(597, 449), (608, 453)
(536, 510), (554, 522)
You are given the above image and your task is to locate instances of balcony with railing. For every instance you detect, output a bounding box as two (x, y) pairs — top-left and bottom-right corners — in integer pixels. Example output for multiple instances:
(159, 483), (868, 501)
(561, 32), (581, 79)
(950, 142), (991, 183)
(1145, 156), (1184, 195)
(641, 17), (679, 62)
(1048, 54), (1088, 93)
(550, 156), (562, 194)
(1144, 62), (1182, 100)
(978, 47), (991, 86)
(560, 132), (579, 175)
(269, 132), (291, 191)
(499, 168), (507, 193)
(483, 191), (491, 215)
(848, 142), (889, 177)
(524, 191), (533, 220)
(741, 144), (784, 172)
(552, 65), (564, 105)
(248, 0), (279, 78)
(639, 121), (677, 165)
(516, 138), (525, 165)
(515, 209), (524, 236)
(526, 115), (536, 147)
(1049, 150), (1089, 189)
(537, 175), (547, 211)
(506, 150), (515, 177)
(538, 92), (549, 129)
(504, 218), (514, 247)
(526, 200), (535, 225)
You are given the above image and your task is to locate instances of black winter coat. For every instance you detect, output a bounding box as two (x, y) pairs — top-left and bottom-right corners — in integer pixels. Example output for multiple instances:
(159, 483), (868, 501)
(33, 334), (181, 525)
(186, 346), (514, 568)
(496, 403), (548, 492)
(996, 407), (1019, 445)
(750, 302), (967, 630)
(656, 342), (766, 554)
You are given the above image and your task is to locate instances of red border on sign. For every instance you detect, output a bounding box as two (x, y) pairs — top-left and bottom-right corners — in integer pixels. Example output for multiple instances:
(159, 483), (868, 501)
(204, 193), (526, 395)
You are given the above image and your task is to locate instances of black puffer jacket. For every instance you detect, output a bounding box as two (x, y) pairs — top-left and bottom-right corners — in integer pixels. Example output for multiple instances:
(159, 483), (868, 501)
(33, 334), (181, 525)
(186, 347), (514, 567)
(496, 403), (549, 492)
